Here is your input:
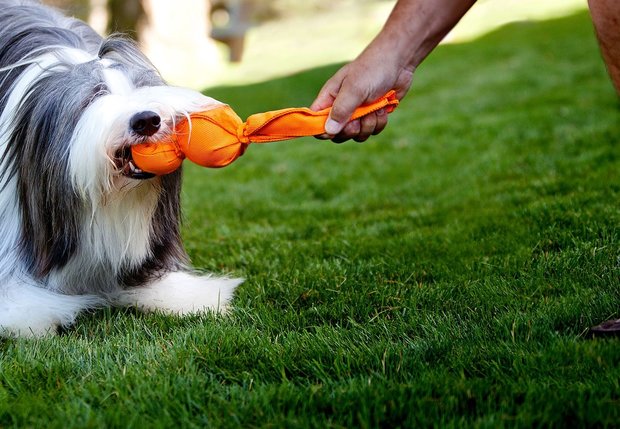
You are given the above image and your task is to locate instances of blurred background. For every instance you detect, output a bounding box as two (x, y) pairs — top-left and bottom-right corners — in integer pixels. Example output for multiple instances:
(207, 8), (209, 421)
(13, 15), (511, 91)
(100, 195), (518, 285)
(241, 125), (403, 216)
(43, 0), (588, 90)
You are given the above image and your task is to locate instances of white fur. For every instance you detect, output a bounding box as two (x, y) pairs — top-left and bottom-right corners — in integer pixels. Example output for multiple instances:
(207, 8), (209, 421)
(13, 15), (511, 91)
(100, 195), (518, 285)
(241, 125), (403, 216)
(0, 6), (241, 337)
(0, 177), (20, 279)
(113, 272), (242, 315)
(0, 278), (103, 338)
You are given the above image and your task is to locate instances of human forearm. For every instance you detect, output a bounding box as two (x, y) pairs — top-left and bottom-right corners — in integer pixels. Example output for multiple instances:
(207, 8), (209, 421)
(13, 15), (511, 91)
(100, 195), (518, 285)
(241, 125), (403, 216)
(375, 0), (477, 70)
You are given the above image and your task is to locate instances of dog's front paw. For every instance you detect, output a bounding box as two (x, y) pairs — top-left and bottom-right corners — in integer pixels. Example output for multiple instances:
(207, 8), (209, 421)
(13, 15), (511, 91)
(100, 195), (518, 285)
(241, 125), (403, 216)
(115, 271), (242, 315)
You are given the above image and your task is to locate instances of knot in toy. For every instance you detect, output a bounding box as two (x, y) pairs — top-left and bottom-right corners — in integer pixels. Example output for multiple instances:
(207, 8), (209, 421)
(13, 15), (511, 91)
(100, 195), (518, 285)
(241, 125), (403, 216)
(131, 90), (399, 175)
(236, 122), (250, 145)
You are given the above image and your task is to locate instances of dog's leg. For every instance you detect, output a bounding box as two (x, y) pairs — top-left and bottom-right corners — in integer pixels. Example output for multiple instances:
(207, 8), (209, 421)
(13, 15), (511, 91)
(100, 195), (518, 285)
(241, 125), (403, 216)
(114, 271), (241, 315)
(0, 279), (102, 337)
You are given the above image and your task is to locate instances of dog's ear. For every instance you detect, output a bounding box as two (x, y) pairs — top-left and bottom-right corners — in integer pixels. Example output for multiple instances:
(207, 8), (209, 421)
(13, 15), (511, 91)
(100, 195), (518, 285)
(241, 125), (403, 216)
(9, 75), (87, 277)
(16, 134), (82, 278)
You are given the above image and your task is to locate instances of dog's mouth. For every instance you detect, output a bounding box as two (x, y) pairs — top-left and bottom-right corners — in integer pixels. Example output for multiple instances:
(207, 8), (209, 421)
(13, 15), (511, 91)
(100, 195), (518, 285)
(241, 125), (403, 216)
(114, 146), (156, 180)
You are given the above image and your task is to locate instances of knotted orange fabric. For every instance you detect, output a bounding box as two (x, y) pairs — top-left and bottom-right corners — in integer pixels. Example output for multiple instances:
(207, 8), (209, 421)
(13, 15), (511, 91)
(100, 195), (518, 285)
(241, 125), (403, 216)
(131, 90), (399, 175)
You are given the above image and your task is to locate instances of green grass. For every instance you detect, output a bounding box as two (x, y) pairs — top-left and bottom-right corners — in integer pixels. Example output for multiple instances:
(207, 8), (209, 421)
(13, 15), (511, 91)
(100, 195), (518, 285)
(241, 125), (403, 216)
(2, 11), (620, 428)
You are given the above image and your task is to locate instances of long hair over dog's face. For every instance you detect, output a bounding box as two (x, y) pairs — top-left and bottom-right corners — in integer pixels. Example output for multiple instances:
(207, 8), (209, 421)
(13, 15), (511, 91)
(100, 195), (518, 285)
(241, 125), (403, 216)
(0, 2), (221, 296)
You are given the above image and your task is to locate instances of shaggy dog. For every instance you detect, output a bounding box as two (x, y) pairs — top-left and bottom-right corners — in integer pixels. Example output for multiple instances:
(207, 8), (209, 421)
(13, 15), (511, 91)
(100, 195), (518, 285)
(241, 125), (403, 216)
(0, 0), (241, 337)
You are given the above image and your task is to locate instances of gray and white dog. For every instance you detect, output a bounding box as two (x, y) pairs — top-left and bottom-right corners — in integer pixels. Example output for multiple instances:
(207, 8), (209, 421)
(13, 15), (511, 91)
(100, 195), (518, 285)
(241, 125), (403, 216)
(0, 0), (241, 337)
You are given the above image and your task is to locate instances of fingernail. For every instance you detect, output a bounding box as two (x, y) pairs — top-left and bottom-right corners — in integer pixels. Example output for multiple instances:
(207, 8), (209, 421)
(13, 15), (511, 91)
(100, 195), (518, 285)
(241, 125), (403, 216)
(325, 118), (342, 135)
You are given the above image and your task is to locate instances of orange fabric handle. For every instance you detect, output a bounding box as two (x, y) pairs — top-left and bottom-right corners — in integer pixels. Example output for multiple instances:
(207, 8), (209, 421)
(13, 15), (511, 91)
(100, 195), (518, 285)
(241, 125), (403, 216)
(131, 90), (399, 175)
(243, 90), (399, 142)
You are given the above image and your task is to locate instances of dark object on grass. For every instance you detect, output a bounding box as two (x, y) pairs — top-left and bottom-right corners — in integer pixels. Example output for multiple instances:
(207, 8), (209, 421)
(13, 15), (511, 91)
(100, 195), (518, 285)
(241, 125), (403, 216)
(588, 319), (620, 338)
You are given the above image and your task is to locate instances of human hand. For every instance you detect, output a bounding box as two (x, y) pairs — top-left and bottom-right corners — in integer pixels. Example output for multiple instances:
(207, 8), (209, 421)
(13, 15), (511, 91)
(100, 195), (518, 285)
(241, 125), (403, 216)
(310, 44), (414, 143)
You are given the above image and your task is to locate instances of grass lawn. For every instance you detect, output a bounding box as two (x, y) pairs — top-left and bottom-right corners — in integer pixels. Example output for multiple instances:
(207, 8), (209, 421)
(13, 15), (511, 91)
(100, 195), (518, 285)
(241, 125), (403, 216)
(1, 10), (619, 428)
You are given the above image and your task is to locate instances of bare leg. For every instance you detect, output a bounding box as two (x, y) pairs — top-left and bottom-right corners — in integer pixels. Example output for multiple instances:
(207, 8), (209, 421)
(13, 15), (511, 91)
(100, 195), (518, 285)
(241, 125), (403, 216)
(589, 0), (620, 95)
(587, 0), (620, 336)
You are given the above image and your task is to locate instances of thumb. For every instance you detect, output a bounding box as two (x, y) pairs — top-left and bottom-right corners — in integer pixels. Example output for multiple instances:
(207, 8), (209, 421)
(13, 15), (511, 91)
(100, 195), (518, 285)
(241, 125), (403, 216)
(324, 86), (365, 135)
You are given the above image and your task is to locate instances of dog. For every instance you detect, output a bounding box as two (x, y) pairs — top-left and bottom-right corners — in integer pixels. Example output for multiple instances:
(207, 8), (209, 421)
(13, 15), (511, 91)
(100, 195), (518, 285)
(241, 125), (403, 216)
(0, 0), (241, 337)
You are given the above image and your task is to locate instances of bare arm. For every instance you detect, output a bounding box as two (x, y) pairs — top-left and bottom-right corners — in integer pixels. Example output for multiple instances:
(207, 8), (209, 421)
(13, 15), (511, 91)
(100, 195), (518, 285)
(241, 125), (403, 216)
(312, 0), (477, 142)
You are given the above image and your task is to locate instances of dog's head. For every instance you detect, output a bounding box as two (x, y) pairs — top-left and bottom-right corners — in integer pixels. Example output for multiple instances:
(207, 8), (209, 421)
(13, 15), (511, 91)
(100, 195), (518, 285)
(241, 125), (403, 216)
(2, 37), (222, 191)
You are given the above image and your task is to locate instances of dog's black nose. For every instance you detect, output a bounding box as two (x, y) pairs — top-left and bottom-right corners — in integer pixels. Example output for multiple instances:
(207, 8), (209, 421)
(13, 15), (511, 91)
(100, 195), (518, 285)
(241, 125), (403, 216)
(130, 111), (161, 136)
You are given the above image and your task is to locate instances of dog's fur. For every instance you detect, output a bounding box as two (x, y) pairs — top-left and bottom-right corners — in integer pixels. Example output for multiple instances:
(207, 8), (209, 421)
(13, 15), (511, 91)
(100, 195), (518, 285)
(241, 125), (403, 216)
(0, 0), (241, 337)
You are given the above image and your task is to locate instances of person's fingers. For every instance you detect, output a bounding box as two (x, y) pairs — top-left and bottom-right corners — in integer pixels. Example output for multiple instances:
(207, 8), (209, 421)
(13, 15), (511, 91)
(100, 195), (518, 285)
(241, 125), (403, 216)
(354, 112), (378, 142)
(372, 108), (388, 135)
(328, 119), (361, 143)
(318, 106), (389, 143)
(342, 119), (361, 136)
(331, 134), (352, 144)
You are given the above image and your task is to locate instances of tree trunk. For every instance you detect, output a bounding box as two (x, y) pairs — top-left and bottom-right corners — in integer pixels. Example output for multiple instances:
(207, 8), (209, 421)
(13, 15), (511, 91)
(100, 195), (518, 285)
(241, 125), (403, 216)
(107, 0), (146, 40)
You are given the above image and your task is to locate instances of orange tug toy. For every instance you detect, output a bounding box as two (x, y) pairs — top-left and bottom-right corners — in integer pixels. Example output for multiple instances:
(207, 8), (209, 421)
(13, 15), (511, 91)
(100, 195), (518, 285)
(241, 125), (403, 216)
(131, 90), (399, 176)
